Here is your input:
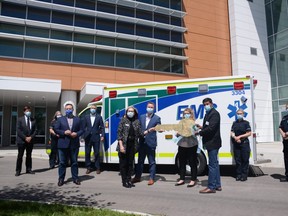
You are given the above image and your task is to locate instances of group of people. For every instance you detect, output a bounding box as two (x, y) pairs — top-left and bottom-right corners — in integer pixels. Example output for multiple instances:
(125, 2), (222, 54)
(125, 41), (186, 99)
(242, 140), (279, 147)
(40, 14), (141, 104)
(14, 97), (288, 192)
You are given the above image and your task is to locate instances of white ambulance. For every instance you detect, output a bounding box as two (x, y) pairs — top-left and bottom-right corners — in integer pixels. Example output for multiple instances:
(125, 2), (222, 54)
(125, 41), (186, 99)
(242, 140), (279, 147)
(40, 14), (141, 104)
(78, 75), (257, 175)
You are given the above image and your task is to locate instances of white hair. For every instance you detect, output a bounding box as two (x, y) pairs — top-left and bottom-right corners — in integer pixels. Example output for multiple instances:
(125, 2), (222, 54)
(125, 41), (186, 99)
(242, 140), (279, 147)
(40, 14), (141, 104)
(63, 100), (75, 109)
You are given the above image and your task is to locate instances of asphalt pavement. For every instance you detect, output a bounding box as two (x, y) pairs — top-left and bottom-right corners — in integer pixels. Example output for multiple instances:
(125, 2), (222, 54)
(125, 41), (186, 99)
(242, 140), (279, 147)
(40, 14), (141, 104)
(0, 144), (287, 216)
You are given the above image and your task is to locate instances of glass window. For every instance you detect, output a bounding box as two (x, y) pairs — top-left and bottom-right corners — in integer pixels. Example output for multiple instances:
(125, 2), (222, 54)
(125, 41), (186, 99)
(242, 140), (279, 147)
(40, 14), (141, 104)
(37, 0), (52, 2)
(51, 30), (72, 41)
(270, 54), (278, 88)
(171, 31), (182, 42)
(75, 14), (95, 28)
(136, 42), (153, 51)
(138, 0), (152, 4)
(171, 47), (183, 55)
(275, 29), (288, 51)
(272, 88), (278, 100)
(96, 18), (115, 32)
(277, 49), (288, 86)
(1, 3), (26, 19)
(76, 0), (95, 10)
(117, 21), (135, 35)
(272, 0), (288, 33)
(154, 0), (169, 8)
(136, 9), (152, 21)
(10, 106), (17, 145)
(154, 45), (170, 54)
(97, 2), (115, 14)
(74, 33), (94, 43)
(171, 60), (183, 73)
(73, 47), (94, 64)
(95, 50), (114, 66)
(0, 39), (23, 58)
(53, 0), (74, 6)
(268, 36), (275, 53)
(279, 86), (288, 99)
(25, 41), (48, 60)
(265, 3), (273, 36)
(52, 11), (73, 25)
(0, 23), (25, 35)
(117, 6), (134, 17)
(34, 107), (46, 144)
(26, 27), (49, 38)
(136, 55), (153, 70)
(171, 0), (182, 11)
(154, 57), (170, 72)
(95, 36), (115, 46)
(50, 44), (71, 62)
(136, 24), (153, 37)
(154, 13), (169, 24)
(116, 39), (134, 49)
(116, 53), (134, 68)
(171, 17), (182, 26)
(154, 28), (170, 40)
(28, 7), (50, 22)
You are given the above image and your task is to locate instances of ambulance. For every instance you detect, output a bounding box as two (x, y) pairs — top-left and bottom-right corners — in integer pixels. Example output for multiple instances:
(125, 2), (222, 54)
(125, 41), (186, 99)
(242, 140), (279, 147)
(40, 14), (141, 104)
(75, 75), (257, 175)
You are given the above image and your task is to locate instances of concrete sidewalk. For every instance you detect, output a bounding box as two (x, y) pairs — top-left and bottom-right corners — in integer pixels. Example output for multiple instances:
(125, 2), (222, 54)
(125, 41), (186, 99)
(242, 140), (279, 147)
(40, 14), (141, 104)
(0, 142), (284, 168)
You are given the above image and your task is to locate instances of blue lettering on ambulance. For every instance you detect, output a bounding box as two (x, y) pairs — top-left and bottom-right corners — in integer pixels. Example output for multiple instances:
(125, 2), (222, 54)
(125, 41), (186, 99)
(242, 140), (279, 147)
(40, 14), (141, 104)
(177, 104), (218, 120)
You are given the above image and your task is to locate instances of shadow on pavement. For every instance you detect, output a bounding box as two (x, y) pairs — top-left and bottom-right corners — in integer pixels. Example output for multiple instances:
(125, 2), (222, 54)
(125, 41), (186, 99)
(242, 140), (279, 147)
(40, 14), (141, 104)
(271, 174), (288, 182)
(0, 183), (116, 208)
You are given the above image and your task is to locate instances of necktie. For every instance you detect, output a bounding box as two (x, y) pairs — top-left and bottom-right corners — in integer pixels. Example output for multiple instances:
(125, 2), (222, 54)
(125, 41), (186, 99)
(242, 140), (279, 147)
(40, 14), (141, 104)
(27, 117), (31, 133)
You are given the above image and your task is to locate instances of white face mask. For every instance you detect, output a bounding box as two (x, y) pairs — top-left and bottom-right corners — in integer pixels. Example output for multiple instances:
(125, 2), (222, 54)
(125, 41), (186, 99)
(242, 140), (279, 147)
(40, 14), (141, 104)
(146, 107), (154, 114)
(204, 105), (211, 112)
(127, 111), (134, 118)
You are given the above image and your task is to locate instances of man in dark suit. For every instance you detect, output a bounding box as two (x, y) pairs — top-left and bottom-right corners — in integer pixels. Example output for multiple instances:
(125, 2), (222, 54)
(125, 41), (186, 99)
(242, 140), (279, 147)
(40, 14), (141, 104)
(197, 98), (222, 194)
(81, 104), (104, 174)
(132, 102), (161, 186)
(54, 101), (83, 186)
(15, 106), (37, 176)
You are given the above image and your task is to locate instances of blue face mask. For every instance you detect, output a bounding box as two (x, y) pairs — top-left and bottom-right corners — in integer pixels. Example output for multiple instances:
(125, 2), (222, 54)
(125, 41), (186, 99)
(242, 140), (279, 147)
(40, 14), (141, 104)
(184, 114), (191, 119)
(65, 109), (73, 116)
(237, 114), (243, 120)
(146, 107), (154, 114)
(127, 111), (134, 118)
(204, 105), (211, 112)
(25, 111), (31, 118)
(90, 108), (96, 115)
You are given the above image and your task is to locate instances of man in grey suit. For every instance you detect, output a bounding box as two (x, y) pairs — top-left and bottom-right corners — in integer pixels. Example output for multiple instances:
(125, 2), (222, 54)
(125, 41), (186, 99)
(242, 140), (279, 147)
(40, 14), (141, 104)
(15, 106), (37, 176)
(132, 102), (161, 186)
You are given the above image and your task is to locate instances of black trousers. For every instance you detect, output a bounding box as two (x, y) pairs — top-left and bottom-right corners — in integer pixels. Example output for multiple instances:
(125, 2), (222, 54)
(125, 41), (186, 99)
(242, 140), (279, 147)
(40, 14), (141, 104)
(178, 145), (198, 181)
(49, 137), (59, 168)
(118, 140), (135, 184)
(233, 142), (250, 178)
(16, 143), (33, 173)
(283, 140), (288, 177)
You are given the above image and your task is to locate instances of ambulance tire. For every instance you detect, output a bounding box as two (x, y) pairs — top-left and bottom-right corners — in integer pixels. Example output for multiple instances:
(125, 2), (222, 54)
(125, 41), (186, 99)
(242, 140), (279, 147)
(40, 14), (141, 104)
(175, 152), (207, 176)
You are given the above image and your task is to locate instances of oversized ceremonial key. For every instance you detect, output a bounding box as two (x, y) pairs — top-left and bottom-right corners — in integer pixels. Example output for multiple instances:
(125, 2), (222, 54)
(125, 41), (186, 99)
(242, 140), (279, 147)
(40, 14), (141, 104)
(155, 119), (197, 137)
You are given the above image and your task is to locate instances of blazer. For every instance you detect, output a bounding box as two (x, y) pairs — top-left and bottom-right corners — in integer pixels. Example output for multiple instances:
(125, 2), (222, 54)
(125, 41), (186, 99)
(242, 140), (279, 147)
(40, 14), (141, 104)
(54, 115), (83, 149)
(17, 116), (37, 145)
(199, 108), (222, 150)
(139, 113), (161, 149)
(81, 114), (104, 143)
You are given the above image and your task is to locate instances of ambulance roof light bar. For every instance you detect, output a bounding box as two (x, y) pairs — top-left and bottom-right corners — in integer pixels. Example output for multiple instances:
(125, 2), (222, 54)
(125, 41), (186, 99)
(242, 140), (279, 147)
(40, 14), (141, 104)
(167, 86), (176, 94)
(233, 81), (244, 90)
(109, 90), (117, 98)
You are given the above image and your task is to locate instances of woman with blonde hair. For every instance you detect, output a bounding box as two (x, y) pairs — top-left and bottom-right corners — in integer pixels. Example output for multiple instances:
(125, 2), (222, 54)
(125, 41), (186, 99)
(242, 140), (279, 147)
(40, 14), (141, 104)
(175, 108), (199, 187)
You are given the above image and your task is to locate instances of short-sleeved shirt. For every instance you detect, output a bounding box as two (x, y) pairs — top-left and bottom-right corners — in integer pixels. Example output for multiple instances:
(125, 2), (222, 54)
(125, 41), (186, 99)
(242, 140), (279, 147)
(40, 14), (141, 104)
(279, 114), (288, 133)
(231, 119), (251, 144)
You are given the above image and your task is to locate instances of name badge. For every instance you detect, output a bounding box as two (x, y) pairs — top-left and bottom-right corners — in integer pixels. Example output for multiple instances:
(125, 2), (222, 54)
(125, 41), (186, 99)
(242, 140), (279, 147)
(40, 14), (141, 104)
(205, 121), (209, 126)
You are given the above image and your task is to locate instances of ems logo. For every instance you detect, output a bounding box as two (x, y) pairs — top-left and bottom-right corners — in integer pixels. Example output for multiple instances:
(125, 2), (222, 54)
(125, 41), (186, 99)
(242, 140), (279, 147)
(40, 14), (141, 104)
(227, 100), (248, 121)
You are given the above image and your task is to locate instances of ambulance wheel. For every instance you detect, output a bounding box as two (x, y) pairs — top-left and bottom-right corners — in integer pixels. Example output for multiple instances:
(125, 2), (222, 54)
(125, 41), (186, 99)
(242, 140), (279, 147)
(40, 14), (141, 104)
(175, 152), (207, 176)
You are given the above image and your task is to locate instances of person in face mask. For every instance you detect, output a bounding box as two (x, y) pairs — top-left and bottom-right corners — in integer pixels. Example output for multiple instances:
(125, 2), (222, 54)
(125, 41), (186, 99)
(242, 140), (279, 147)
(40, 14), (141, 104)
(15, 106), (37, 177)
(132, 101), (161, 186)
(174, 108), (199, 187)
(117, 106), (143, 188)
(231, 109), (252, 181)
(48, 111), (62, 169)
(54, 101), (84, 186)
(196, 97), (222, 194)
(81, 104), (104, 175)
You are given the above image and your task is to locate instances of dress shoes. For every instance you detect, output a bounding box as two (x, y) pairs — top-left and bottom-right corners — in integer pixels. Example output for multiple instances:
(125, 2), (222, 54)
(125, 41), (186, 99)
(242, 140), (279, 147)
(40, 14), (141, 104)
(73, 180), (81, 185)
(241, 177), (247, 181)
(148, 179), (154, 186)
(175, 181), (185, 186)
(86, 169), (93, 174)
(187, 181), (197, 188)
(216, 187), (222, 191)
(127, 181), (135, 187)
(122, 182), (131, 188)
(26, 170), (35, 174)
(131, 177), (141, 184)
(236, 176), (241, 181)
(15, 171), (20, 177)
(58, 179), (64, 187)
(96, 169), (101, 174)
(199, 188), (216, 194)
